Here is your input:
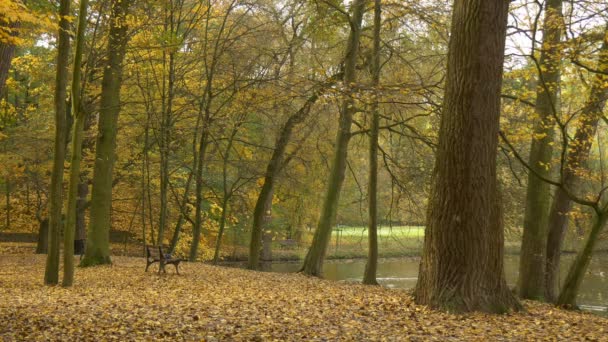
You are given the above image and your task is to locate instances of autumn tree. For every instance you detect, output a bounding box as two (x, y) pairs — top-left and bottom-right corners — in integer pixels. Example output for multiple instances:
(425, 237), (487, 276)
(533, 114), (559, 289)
(551, 24), (608, 305)
(517, 0), (563, 301)
(413, 0), (520, 312)
(300, 0), (365, 277)
(43, 0), (70, 285)
(363, 0), (382, 286)
(62, 0), (89, 287)
(81, 0), (132, 266)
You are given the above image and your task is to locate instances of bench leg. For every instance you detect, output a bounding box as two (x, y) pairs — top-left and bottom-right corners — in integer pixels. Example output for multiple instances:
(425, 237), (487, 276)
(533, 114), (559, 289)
(145, 261), (151, 272)
(174, 263), (180, 275)
(159, 261), (166, 274)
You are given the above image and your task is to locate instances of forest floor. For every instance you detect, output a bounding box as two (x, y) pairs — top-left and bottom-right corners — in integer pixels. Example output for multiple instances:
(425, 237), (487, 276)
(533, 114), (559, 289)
(1, 254), (607, 341)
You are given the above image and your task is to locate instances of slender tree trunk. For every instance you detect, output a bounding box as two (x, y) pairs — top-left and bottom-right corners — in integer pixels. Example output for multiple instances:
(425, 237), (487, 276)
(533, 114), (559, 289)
(557, 211), (608, 307)
(44, 0), (71, 285)
(4, 176), (9, 231)
(300, 0), (365, 277)
(168, 171), (194, 253)
(247, 92), (322, 269)
(213, 196), (229, 265)
(76, 182), (88, 241)
(413, 0), (520, 313)
(63, 0), (90, 287)
(190, 123), (209, 261)
(80, 0), (132, 267)
(212, 129), (237, 264)
(363, 0), (382, 286)
(518, 0), (563, 300)
(545, 27), (608, 302)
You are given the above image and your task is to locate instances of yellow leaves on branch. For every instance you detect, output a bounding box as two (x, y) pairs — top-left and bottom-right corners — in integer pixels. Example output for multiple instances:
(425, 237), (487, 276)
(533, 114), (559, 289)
(0, 0), (56, 45)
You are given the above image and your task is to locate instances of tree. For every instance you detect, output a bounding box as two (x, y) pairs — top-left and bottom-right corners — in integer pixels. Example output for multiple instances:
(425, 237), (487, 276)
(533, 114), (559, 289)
(0, 0), (25, 97)
(413, 0), (520, 312)
(550, 24), (608, 305)
(80, 0), (132, 267)
(518, 0), (563, 300)
(62, 0), (89, 287)
(363, 0), (382, 286)
(44, 0), (70, 285)
(300, 0), (365, 277)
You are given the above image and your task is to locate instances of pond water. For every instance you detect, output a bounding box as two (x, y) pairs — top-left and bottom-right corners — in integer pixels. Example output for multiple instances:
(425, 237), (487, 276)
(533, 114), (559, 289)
(265, 254), (608, 313)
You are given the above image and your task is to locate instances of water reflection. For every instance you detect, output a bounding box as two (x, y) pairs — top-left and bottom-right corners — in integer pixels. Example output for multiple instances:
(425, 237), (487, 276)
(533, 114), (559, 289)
(268, 254), (608, 311)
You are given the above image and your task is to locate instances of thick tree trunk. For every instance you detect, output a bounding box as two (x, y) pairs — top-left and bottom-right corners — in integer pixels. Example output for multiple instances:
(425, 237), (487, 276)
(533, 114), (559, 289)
(81, 0), (132, 267)
(413, 0), (520, 313)
(557, 212), (608, 307)
(63, 0), (90, 287)
(300, 0), (364, 277)
(545, 28), (608, 302)
(44, 0), (71, 285)
(518, 0), (562, 300)
(363, 0), (382, 286)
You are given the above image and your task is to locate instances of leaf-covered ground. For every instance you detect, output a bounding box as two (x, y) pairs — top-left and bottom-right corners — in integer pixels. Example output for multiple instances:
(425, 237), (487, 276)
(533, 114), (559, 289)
(0, 255), (606, 341)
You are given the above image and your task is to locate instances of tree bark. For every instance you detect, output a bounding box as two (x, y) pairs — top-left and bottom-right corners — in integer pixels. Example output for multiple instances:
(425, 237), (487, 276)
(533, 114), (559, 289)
(44, 0), (71, 285)
(518, 0), (563, 300)
(0, 20), (19, 97)
(80, 0), (132, 267)
(300, 0), (365, 277)
(35, 218), (49, 254)
(63, 0), (90, 287)
(413, 0), (520, 313)
(363, 0), (382, 286)
(545, 26), (608, 302)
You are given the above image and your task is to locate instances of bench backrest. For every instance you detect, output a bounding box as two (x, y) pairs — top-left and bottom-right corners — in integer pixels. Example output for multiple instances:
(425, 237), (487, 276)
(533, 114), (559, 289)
(146, 245), (166, 261)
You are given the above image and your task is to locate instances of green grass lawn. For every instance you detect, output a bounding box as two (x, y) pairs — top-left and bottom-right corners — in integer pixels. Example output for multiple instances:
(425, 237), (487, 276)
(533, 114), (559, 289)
(334, 225), (425, 238)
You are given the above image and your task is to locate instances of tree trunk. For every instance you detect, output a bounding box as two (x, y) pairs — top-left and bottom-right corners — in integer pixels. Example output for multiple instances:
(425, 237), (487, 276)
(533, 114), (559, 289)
(545, 27), (608, 302)
(44, 0), (71, 285)
(557, 211), (608, 307)
(212, 197), (229, 265)
(63, 0), (90, 287)
(35, 218), (49, 254)
(80, 0), (132, 267)
(0, 20), (19, 97)
(363, 0), (382, 286)
(158, 42), (175, 246)
(190, 124), (209, 261)
(168, 171), (194, 254)
(413, 0), (520, 313)
(518, 0), (562, 300)
(4, 176), (9, 231)
(76, 182), (88, 241)
(247, 91), (322, 269)
(300, 0), (365, 277)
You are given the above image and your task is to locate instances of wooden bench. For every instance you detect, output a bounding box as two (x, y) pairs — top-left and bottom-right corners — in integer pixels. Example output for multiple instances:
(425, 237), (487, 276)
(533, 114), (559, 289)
(145, 245), (182, 274)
